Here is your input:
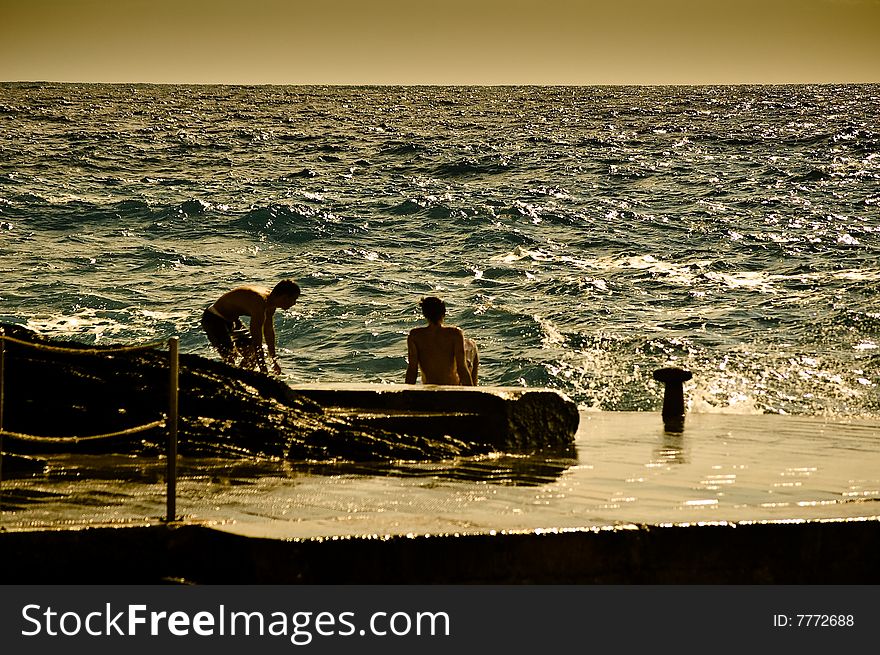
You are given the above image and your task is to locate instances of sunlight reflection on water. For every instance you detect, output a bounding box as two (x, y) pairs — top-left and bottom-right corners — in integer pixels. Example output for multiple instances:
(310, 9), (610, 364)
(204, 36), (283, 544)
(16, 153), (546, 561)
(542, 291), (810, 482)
(2, 411), (878, 538)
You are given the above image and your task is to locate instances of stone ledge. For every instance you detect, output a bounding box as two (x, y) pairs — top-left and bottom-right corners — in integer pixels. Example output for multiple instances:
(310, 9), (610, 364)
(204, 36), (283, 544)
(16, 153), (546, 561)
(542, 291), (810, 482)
(291, 383), (580, 451)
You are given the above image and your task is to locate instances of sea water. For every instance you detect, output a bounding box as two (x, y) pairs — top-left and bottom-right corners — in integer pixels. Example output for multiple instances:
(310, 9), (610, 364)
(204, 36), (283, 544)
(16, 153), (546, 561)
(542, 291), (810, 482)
(1, 83), (879, 417)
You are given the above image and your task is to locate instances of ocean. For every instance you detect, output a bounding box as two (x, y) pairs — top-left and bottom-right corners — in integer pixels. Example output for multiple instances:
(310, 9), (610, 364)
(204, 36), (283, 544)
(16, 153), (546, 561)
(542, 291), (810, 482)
(1, 83), (879, 418)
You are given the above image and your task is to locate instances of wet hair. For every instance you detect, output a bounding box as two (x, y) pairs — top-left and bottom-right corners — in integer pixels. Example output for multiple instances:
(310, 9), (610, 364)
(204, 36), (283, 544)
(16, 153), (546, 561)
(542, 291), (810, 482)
(270, 279), (301, 299)
(420, 296), (446, 323)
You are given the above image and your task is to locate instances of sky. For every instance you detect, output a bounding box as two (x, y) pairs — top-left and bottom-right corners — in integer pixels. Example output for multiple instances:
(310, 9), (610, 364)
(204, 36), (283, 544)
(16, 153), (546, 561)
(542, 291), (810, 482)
(1, 0), (879, 85)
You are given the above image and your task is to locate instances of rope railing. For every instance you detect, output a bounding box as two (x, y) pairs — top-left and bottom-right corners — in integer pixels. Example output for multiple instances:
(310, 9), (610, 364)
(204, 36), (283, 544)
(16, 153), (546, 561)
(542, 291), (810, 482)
(0, 328), (180, 524)
(0, 333), (169, 354)
(0, 420), (167, 444)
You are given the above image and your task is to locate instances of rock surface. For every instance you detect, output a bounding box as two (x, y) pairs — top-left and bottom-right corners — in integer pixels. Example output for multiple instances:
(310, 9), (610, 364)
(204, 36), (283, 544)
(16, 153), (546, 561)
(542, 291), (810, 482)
(0, 324), (578, 461)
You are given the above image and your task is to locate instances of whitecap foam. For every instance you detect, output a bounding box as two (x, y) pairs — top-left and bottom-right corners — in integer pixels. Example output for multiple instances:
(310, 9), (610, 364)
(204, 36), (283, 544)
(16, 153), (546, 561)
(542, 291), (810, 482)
(595, 254), (713, 287)
(689, 383), (764, 415)
(533, 314), (566, 347)
(25, 308), (162, 343)
(703, 271), (777, 293)
(834, 269), (880, 282)
(491, 246), (555, 263)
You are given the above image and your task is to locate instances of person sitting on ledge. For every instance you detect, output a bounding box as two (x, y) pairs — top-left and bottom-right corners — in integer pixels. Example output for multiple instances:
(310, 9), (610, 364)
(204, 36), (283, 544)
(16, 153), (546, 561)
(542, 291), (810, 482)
(405, 296), (476, 386)
(201, 279), (300, 374)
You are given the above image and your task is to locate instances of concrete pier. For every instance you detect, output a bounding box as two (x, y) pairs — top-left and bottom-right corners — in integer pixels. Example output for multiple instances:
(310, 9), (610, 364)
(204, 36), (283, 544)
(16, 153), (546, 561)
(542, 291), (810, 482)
(2, 410), (878, 584)
(2, 518), (878, 584)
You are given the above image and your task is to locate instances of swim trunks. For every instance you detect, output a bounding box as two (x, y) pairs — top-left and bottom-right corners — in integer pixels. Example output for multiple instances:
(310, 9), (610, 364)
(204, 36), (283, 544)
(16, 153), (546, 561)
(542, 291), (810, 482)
(201, 305), (247, 361)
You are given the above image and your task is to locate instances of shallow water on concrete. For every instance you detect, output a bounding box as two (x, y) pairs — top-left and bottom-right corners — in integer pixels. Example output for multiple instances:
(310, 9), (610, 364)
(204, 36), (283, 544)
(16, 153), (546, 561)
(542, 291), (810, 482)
(2, 411), (879, 537)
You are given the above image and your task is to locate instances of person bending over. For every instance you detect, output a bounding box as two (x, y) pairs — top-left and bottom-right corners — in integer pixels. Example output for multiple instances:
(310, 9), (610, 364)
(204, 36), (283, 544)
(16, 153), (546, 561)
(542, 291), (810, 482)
(201, 279), (300, 374)
(405, 296), (476, 386)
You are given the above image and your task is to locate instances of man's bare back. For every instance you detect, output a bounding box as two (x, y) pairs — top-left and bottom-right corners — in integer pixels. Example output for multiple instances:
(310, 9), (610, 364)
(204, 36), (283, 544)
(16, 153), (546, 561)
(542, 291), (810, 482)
(406, 324), (473, 385)
(405, 296), (474, 386)
(211, 286), (273, 324)
(202, 280), (299, 374)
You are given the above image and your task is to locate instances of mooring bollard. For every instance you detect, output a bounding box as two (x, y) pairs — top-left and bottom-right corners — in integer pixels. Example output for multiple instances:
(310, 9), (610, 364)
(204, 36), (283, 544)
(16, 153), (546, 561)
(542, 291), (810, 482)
(653, 367), (693, 432)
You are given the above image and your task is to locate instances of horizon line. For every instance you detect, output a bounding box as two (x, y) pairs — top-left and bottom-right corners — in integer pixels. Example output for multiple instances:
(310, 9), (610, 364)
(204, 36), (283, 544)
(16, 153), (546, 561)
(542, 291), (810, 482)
(3, 79), (880, 87)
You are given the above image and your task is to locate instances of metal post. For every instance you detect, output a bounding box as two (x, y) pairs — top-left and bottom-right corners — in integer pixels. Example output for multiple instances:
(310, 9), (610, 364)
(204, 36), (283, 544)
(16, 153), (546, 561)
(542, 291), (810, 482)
(0, 328), (4, 431)
(0, 329), (5, 520)
(166, 336), (179, 522)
